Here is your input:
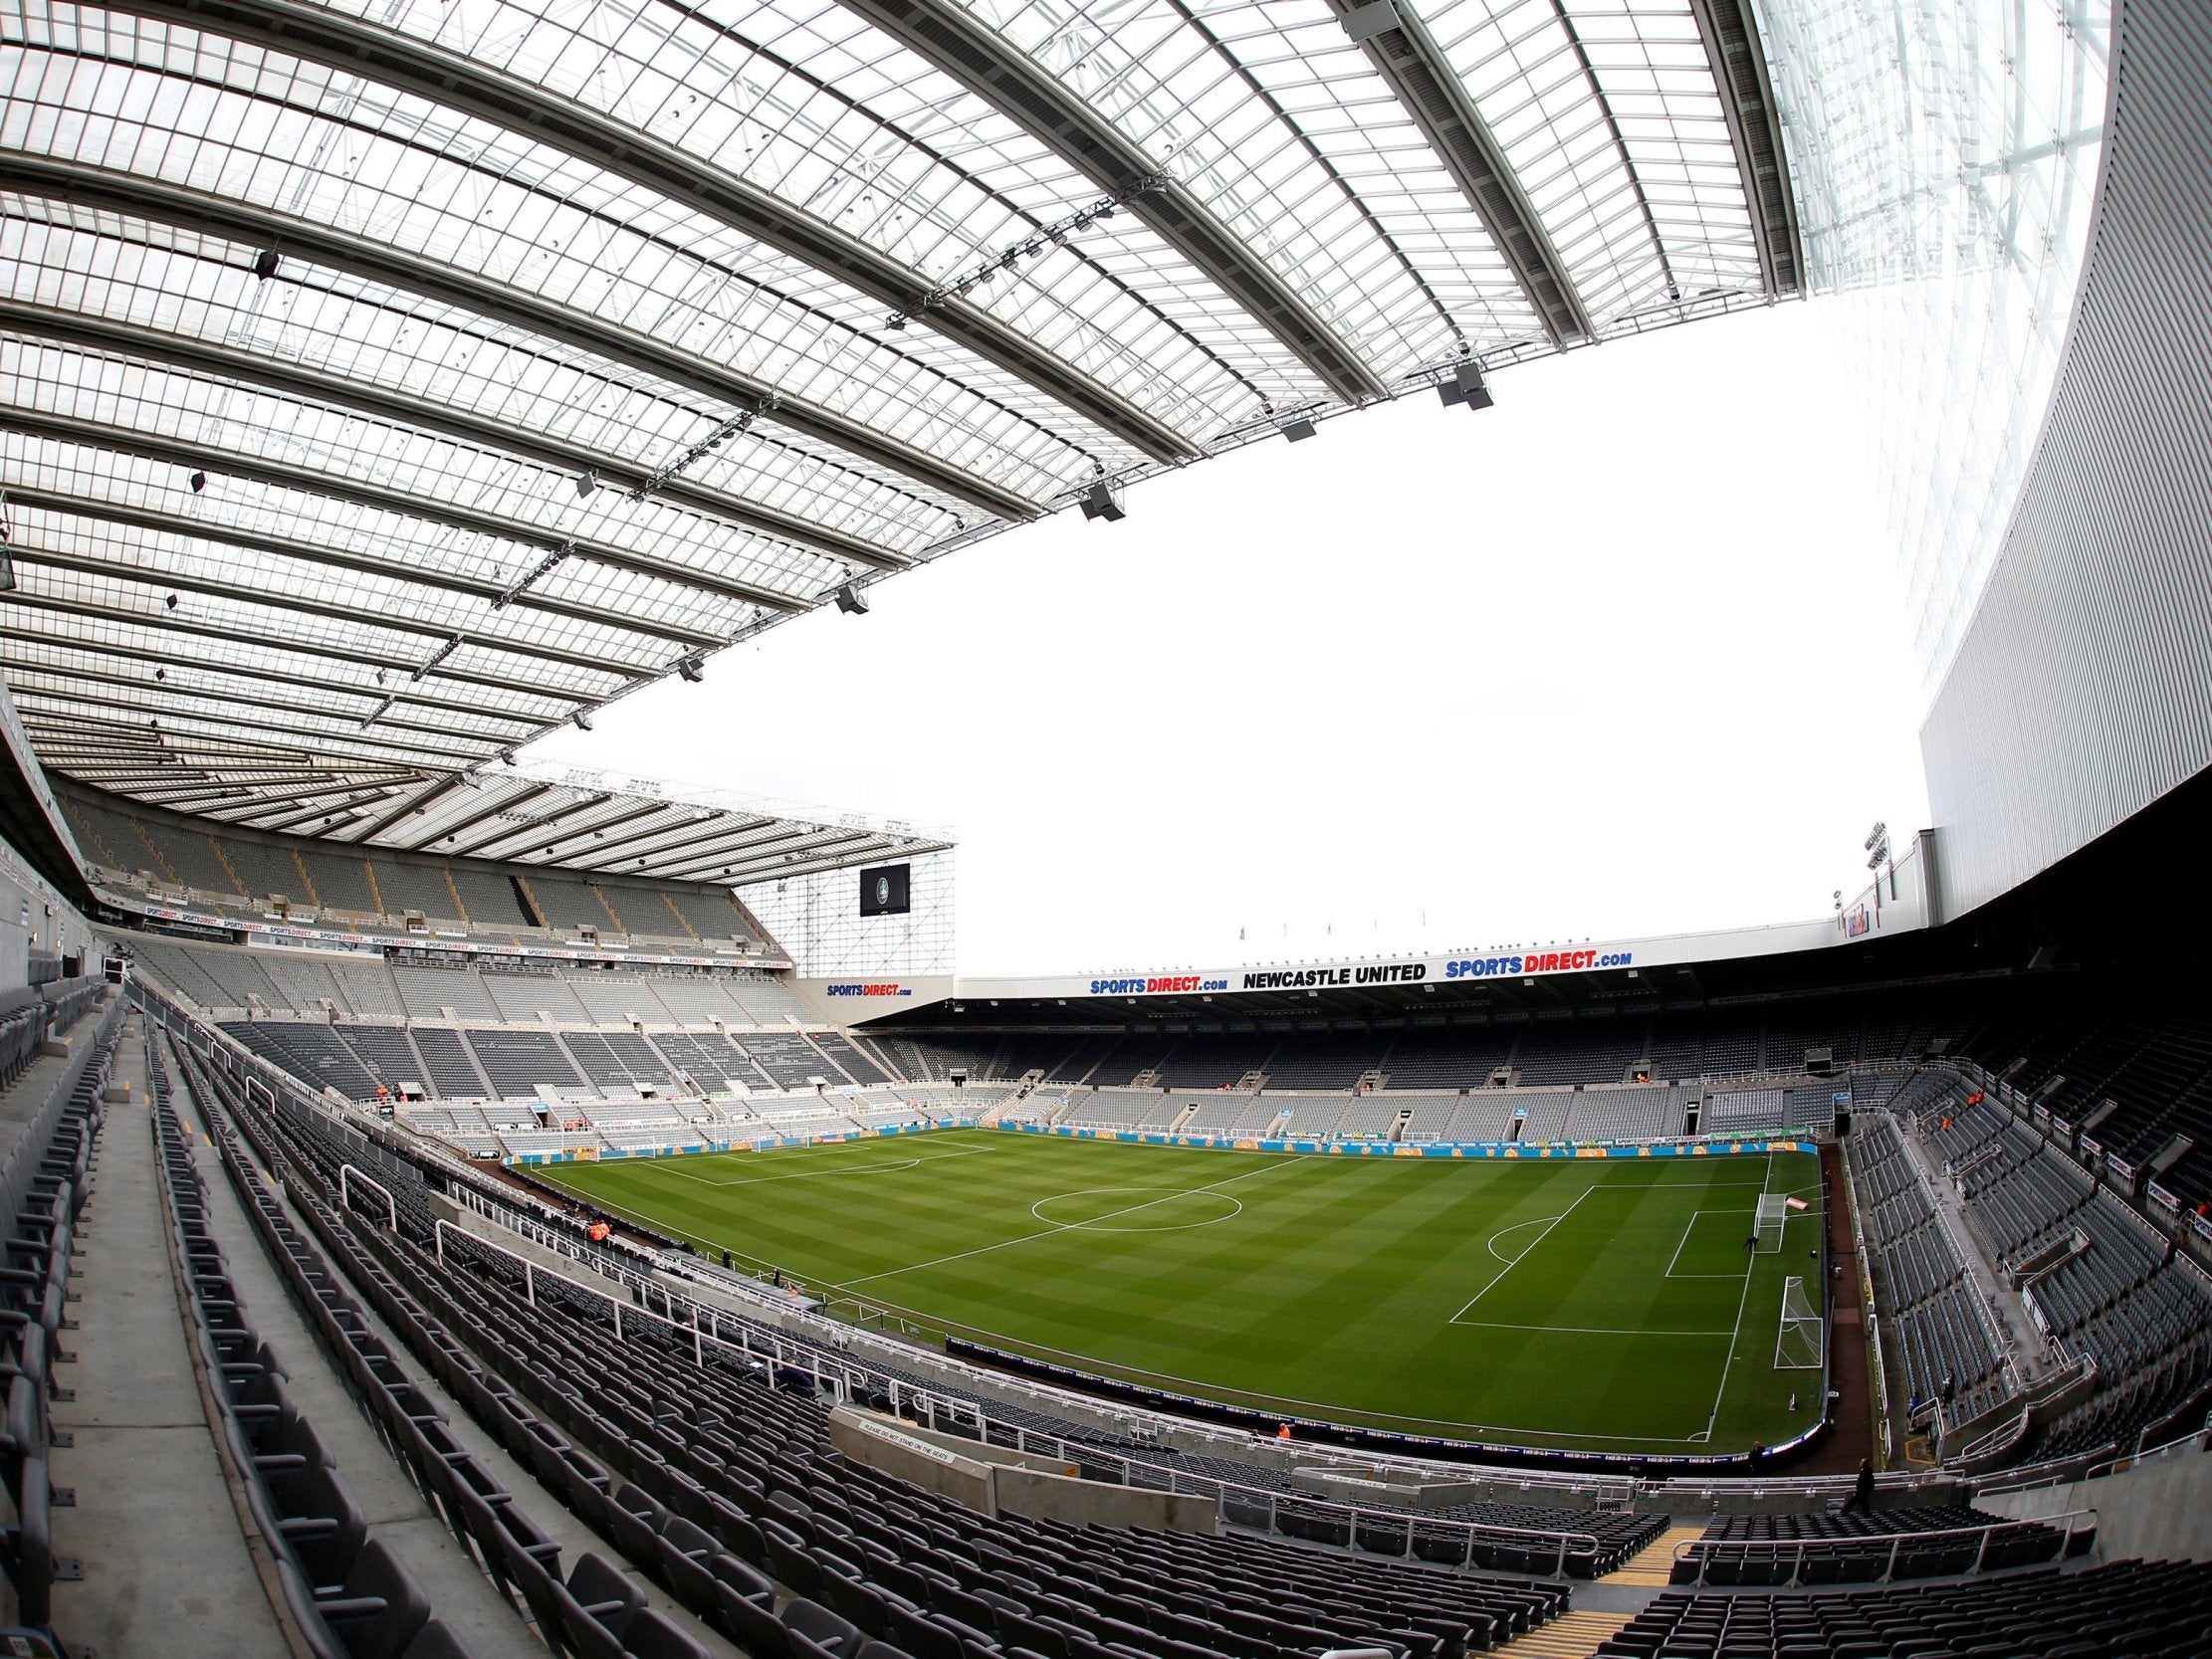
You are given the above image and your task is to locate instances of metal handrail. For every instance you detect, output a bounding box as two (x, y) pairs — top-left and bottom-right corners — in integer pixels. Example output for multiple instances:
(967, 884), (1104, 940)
(1670, 1508), (2098, 1586)
(425, 1216), (1611, 1573)
(337, 1162), (398, 1230)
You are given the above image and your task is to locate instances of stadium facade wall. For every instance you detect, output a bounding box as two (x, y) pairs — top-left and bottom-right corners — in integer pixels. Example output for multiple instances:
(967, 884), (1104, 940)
(1919, 0), (2212, 919)
(0, 829), (96, 986)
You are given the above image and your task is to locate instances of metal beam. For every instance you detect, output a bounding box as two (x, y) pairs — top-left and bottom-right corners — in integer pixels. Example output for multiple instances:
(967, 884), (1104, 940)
(468, 799), (679, 865)
(8, 683), (492, 768)
(256, 794), (407, 837)
(1, 485), (724, 650)
(0, 621), (554, 726)
(1, 405), (807, 614)
(417, 787), (579, 862)
(1685, 0), (1804, 295)
(4, 544), (653, 682)
(834, 0), (1388, 407)
(99, 0), (1199, 468)
(1, 156), (1042, 525)
(0, 653), (512, 745)
(1325, 0), (1594, 345)
(0, 588), (589, 703)
(0, 299), (908, 572)
(510, 809), (738, 871)
(347, 775), (476, 847)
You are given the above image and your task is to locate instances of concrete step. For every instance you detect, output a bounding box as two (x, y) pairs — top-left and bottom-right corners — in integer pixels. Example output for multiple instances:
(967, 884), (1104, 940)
(1606, 1523), (1706, 1586)
(1493, 1608), (1635, 1659)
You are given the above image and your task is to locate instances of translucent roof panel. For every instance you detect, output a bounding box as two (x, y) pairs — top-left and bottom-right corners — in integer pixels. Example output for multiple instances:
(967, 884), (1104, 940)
(1, 0), (1797, 846)
(1424, 0), (1767, 327)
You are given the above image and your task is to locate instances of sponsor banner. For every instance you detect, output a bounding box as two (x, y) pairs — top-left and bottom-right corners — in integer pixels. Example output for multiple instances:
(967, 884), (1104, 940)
(993, 1124), (1804, 1160)
(823, 982), (913, 998)
(2148, 1181), (2180, 1213)
(1083, 948), (1638, 999)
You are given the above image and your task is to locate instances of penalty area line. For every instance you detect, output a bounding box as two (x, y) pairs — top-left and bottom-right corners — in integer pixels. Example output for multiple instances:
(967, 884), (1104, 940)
(1449, 1183), (1597, 1321)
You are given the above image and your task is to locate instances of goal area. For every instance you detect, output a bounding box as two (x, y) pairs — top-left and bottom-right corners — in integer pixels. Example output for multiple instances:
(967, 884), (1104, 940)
(1774, 1275), (1824, 1369)
(1754, 1192), (1789, 1253)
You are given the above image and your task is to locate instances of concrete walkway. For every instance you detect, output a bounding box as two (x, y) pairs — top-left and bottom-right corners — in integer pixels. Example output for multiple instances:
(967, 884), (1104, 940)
(1900, 1123), (2055, 1386)
(47, 1012), (289, 1657)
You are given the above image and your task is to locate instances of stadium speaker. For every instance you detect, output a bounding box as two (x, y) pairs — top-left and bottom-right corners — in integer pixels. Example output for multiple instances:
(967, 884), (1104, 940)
(834, 582), (870, 615)
(1438, 361), (1493, 410)
(1834, 1110), (1853, 1138)
(1079, 480), (1126, 520)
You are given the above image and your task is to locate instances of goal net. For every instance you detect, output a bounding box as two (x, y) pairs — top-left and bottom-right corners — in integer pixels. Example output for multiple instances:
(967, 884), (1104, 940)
(1754, 1192), (1789, 1253)
(1774, 1275), (1824, 1369)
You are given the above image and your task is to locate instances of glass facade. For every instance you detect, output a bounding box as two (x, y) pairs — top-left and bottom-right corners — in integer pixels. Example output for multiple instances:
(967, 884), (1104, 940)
(741, 846), (956, 979)
(1753, 0), (2110, 701)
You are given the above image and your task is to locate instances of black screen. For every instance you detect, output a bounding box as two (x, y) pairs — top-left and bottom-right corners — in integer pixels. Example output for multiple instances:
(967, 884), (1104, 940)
(859, 863), (911, 917)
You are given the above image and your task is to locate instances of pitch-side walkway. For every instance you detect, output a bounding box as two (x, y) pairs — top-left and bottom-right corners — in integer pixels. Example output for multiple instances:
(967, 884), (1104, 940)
(45, 1014), (289, 1657)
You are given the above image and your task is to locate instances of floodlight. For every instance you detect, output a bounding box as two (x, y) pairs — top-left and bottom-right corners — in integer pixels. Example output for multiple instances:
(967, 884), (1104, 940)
(677, 657), (705, 682)
(252, 250), (281, 281)
(0, 553), (12, 593)
(834, 583), (870, 615)
(164, 593), (180, 609)
(188, 472), (207, 493)
(570, 709), (592, 730)
(1282, 418), (1317, 442)
(574, 471), (598, 500)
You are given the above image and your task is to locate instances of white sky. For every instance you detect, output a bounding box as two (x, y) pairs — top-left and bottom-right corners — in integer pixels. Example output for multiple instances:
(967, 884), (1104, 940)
(541, 300), (1932, 977)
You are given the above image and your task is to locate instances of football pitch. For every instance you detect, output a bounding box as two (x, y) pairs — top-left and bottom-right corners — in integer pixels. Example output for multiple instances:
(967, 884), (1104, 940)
(530, 1130), (1826, 1454)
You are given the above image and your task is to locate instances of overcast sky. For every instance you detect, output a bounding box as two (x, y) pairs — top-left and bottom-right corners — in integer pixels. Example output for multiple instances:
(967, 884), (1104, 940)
(541, 299), (1933, 977)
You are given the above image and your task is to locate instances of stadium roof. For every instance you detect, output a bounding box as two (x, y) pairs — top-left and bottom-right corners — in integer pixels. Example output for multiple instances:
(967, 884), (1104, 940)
(1, 0), (1801, 834)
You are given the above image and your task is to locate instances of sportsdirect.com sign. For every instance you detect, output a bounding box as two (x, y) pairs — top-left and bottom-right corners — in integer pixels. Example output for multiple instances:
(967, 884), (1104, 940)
(1086, 948), (1635, 999)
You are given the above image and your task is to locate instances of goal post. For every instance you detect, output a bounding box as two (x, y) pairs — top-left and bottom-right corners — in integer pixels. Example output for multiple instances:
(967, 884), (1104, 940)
(1754, 1192), (1788, 1253)
(1774, 1275), (1824, 1369)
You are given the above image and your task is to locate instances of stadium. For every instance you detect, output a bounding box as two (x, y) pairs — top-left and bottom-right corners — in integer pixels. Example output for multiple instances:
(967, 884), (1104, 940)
(1, 0), (2209, 1653)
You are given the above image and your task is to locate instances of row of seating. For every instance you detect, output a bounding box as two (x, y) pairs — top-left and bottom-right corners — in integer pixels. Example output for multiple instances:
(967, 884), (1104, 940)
(880, 997), (1986, 1094)
(1911, 1090), (2212, 1455)
(1598, 1557), (2212, 1658)
(197, 1042), (1581, 1659)
(64, 787), (757, 949)
(1676, 1503), (2079, 1584)
(0, 992), (116, 1634)
(148, 1034), (463, 1658)
(0, 974), (109, 1096)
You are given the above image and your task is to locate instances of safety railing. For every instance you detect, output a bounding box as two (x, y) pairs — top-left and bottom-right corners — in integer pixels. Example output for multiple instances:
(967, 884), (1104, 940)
(1670, 1509), (2097, 1587)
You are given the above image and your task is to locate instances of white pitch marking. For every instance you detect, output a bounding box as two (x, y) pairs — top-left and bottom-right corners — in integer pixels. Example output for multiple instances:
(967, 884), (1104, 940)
(1702, 1152), (1774, 1438)
(1484, 1214), (1563, 1265)
(1450, 1336), (1742, 1345)
(658, 1140), (1001, 1188)
(1664, 1209), (1759, 1279)
(1449, 1183), (1598, 1321)
(834, 1151), (1313, 1290)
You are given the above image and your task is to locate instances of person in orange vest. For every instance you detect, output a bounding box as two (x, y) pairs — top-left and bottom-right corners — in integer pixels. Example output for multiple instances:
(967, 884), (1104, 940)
(587, 1220), (611, 1243)
(1275, 1422), (1292, 1441)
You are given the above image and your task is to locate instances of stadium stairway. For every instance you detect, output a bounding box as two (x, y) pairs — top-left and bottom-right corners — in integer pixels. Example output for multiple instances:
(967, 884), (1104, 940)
(1489, 1608), (1635, 1659)
(1605, 1527), (1707, 1588)
(38, 1010), (290, 1657)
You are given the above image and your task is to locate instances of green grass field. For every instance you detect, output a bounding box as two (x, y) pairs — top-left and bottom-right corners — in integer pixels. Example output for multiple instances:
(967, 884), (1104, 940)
(531, 1130), (1826, 1454)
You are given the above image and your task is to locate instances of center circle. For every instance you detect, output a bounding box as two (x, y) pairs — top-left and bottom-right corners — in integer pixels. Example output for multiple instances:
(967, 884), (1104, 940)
(1030, 1186), (1244, 1232)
